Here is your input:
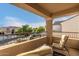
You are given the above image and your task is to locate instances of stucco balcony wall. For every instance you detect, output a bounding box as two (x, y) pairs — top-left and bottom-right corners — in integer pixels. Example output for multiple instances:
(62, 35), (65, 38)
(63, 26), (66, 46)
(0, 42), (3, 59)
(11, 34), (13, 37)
(0, 36), (47, 56)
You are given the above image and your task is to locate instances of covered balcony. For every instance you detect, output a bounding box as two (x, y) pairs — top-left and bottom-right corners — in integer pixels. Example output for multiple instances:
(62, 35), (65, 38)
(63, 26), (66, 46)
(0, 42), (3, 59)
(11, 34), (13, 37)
(0, 3), (79, 56)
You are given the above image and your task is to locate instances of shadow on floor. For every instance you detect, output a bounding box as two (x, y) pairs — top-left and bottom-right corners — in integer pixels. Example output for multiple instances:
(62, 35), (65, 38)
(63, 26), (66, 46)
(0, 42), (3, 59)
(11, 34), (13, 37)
(53, 51), (65, 56)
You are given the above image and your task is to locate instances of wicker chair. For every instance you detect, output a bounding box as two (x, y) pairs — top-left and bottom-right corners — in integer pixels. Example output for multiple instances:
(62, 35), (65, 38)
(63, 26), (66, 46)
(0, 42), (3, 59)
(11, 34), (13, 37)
(52, 35), (69, 55)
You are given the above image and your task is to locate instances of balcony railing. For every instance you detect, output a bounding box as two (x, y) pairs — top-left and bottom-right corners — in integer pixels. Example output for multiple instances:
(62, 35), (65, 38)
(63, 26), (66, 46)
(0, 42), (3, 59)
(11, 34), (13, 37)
(53, 31), (79, 39)
(0, 33), (46, 46)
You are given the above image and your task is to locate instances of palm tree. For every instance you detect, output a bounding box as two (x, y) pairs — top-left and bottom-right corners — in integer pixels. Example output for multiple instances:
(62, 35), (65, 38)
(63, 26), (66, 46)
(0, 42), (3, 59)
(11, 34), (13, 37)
(16, 25), (32, 36)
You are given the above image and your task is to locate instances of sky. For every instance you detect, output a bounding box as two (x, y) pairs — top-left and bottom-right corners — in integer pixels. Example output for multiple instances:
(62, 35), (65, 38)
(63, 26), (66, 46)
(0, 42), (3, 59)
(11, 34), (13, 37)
(0, 3), (45, 28)
(0, 3), (77, 28)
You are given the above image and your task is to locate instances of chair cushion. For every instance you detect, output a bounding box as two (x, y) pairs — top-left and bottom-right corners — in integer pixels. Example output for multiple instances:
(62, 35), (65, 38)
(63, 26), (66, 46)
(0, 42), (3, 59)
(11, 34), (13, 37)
(52, 43), (63, 49)
(59, 35), (68, 48)
(16, 44), (52, 56)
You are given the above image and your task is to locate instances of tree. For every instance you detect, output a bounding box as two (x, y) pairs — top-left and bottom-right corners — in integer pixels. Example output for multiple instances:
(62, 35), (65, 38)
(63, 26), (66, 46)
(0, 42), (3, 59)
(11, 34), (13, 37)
(33, 26), (45, 33)
(16, 28), (23, 34)
(32, 28), (38, 33)
(37, 26), (45, 33)
(22, 25), (32, 33)
(16, 25), (45, 35)
(16, 24), (33, 35)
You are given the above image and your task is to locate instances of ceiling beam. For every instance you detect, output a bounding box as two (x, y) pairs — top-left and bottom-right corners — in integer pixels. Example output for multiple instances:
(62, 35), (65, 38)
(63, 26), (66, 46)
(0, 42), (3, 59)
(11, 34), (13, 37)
(11, 3), (52, 18)
(53, 4), (79, 18)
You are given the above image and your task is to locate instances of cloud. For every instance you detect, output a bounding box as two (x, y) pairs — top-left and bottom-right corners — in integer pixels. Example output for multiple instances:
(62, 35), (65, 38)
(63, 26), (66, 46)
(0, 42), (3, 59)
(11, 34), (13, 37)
(3, 16), (45, 27)
(3, 16), (26, 27)
(30, 22), (45, 28)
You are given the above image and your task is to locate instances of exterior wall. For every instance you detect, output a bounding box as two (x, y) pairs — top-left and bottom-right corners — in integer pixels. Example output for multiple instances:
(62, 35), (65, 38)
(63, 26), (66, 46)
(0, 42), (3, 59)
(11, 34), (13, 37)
(53, 25), (61, 31)
(61, 15), (79, 32)
(0, 36), (47, 56)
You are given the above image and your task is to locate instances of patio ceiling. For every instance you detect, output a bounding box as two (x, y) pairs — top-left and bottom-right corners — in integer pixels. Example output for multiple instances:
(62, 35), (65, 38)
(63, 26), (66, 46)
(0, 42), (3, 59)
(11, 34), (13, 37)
(12, 3), (79, 19)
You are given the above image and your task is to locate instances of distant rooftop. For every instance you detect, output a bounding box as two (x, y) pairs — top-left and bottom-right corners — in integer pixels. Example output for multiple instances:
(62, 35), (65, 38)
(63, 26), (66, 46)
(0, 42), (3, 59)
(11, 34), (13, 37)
(53, 14), (79, 25)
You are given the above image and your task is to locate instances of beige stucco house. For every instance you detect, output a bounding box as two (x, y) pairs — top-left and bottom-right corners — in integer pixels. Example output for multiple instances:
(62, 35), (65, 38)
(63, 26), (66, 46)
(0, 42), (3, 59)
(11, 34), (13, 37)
(61, 15), (79, 32)
(0, 26), (20, 34)
(53, 21), (62, 32)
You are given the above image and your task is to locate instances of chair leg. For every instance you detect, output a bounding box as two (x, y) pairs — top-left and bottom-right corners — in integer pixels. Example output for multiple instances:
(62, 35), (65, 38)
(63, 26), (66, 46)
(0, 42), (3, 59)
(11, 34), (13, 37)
(64, 47), (70, 56)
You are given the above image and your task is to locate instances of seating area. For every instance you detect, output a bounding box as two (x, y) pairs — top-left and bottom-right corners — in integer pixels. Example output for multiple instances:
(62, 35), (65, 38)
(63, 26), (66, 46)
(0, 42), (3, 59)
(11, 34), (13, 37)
(53, 37), (79, 56)
(16, 35), (69, 56)
(0, 35), (79, 56)
(52, 35), (69, 55)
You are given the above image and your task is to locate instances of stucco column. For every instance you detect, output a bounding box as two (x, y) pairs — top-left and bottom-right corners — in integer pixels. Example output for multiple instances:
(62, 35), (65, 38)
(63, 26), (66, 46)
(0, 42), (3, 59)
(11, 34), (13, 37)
(46, 18), (53, 45)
